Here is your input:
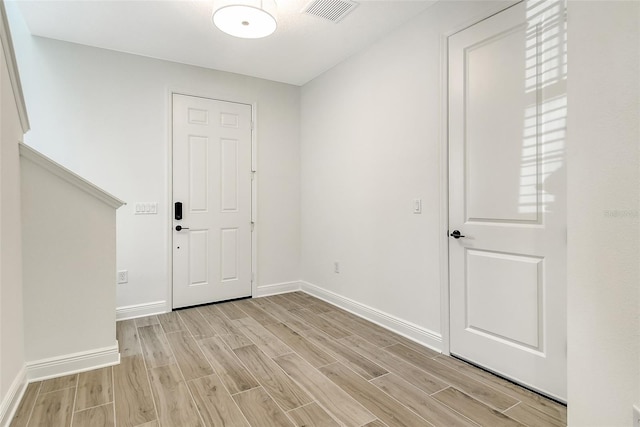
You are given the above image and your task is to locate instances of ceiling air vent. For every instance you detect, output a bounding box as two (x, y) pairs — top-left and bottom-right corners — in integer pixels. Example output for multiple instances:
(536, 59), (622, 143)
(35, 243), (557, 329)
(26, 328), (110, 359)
(302, 0), (359, 23)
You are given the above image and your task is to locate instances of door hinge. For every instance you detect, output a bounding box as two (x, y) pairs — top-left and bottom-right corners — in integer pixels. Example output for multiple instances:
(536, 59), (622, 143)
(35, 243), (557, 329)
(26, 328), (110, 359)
(251, 121), (254, 131)
(251, 272), (255, 283)
(251, 170), (256, 181)
(251, 221), (255, 232)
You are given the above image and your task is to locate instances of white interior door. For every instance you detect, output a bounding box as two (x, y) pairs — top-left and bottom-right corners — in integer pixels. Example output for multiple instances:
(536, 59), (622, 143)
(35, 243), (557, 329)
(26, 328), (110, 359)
(172, 94), (252, 309)
(448, 1), (567, 400)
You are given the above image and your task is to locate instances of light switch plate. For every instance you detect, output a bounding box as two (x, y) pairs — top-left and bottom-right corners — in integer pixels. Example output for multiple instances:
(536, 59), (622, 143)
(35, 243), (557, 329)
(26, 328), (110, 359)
(633, 404), (640, 427)
(135, 202), (158, 215)
(413, 198), (422, 214)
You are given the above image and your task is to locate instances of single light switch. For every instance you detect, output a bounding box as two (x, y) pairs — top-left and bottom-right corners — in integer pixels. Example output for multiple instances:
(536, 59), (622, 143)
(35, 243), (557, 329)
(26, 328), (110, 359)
(413, 198), (422, 214)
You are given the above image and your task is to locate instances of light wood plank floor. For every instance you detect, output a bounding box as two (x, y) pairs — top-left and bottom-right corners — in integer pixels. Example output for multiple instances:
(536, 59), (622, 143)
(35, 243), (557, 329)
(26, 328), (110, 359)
(10, 292), (566, 427)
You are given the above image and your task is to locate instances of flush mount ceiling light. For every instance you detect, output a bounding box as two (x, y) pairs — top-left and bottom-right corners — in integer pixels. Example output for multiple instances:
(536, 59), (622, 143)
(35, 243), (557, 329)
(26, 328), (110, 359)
(212, 0), (277, 39)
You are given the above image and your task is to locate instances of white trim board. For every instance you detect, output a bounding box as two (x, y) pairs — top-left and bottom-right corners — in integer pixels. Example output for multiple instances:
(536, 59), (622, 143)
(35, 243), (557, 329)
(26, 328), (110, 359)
(19, 143), (126, 209)
(438, 28), (451, 355)
(26, 345), (120, 382)
(253, 281), (301, 298)
(0, 366), (27, 427)
(299, 281), (442, 353)
(250, 102), (259, 301)
(116, 300), (167, 321)
(0, 1), (29, 133)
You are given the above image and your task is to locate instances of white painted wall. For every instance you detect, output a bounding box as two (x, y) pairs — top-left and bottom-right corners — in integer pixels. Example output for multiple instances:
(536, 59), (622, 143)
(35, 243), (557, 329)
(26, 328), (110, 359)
(7, 3), (301, 314)
(301, 1), (510, 347)
(0, 23), (25, 423)
(566, 1), (640, 425)
(21, 147), (121, 371)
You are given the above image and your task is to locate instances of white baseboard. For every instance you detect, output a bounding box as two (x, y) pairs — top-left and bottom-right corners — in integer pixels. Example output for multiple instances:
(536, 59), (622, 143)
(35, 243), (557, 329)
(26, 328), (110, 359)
(116, 300), (167, 321)
(0, 366), (26, 427)
(26, 344), (120, 382)
(253, 281), (301, 297)
(300, 281), (443, 353)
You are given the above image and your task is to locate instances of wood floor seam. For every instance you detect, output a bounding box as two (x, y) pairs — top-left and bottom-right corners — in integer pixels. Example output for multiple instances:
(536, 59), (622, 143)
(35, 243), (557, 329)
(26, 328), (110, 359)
(37, 386), (77, 394)
(367, 372), (390, 382)
(437, 401), (483, 427)
(283, 400), (315, 413)
(430, 384), (455, 396)
(425, 386), (477, 425)
(502, 400), (523, 413)
(230, 385), (255, 427)
(73, 400), (115, 413)
(23, 383), (41, 427)
(432, 356), (567, 423)
(252, 380), (306, 420)
(69, 380), (79, 427)
(229, 385), (261, 396)
(163, 318), (209, 427)
(136, 323), (160, 427)
(366, 376), (443, 427)
(182, 373), (209, 427)
(110, 370), (116, 427)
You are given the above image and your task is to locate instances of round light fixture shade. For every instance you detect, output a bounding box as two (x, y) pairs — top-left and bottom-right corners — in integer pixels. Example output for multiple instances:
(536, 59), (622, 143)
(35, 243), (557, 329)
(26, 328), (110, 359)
(213, 0), (277, 39)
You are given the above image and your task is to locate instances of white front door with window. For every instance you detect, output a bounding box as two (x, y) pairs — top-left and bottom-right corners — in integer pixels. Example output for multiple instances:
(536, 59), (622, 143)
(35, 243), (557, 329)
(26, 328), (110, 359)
(172, 94), (252, 309)
(448, 1), (567, 400)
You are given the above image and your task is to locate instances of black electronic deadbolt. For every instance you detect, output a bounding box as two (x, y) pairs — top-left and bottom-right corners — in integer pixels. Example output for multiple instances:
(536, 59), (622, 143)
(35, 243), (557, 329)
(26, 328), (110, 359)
(174, 202), (183, 221)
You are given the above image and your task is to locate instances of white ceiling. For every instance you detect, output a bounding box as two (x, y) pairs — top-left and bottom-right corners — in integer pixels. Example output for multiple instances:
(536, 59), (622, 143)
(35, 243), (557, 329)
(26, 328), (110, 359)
(14, 0), (436, 86)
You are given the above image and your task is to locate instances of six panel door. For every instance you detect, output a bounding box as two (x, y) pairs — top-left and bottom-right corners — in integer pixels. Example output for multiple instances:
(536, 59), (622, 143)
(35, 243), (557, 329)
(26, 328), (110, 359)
(172, 94), (252, 308)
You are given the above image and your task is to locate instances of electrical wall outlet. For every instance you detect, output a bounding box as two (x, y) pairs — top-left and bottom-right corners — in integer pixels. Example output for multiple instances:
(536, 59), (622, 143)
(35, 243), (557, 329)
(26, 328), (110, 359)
(334, 262), (340, 274)
(633, 404), (640, 427)
(117, 270), (128, 284)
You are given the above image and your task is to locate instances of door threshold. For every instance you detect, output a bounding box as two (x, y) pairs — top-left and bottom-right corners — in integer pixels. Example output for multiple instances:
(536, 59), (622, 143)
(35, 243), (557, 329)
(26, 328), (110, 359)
(451, 354), (567, 406)
(173, 295), (252, 312)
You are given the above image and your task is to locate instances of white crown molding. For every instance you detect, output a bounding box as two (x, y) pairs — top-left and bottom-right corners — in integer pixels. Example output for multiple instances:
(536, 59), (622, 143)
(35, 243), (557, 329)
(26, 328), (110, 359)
(19, 143), (126, 209)
(0, 366), (26, 427)
(0, 1), (29, 133)
(300, 281), (443, 353)
(26, 345), (120, 382)
(116, 300), (167, 321)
